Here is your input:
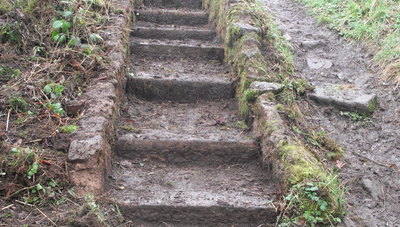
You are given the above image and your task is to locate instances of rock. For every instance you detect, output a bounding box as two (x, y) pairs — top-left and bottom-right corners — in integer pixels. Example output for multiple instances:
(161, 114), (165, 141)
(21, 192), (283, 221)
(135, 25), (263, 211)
(307, 57), (333, 69)
(68, 134), (106, 161)
(310, 84), (378, 115)
(283, 33), (291, 41)
(361, 177), (384, 200)
(300, 40), (324, 49)
(232, 22), (261, 36)
(65, 100), (85, 116)
(249, 81), (284, 94)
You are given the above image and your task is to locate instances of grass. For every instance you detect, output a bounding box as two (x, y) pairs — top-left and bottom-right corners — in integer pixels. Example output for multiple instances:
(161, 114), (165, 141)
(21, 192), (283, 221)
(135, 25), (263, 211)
(301, 0), (400, 86)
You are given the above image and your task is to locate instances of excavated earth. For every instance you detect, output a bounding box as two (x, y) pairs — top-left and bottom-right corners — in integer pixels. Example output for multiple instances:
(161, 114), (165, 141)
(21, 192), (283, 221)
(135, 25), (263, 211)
(262, 0), (400, 225)
(105, 0), (278, 225)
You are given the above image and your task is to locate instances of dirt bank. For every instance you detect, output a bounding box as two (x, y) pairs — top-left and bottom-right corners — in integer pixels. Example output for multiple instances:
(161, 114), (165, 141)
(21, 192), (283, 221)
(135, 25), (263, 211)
(262, 0), (400, 225)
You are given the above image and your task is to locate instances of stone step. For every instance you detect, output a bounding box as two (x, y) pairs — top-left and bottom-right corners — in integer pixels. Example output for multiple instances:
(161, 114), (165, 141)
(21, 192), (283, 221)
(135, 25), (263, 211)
(136, 8), (208, 26)
(143, 0), (202, 9)
(127, 57), (234, 102)
(108, 161), (277, 225)
(132, 23), (216, 41)
(131, 38), (224, 61)
(115, 99), (258, 166)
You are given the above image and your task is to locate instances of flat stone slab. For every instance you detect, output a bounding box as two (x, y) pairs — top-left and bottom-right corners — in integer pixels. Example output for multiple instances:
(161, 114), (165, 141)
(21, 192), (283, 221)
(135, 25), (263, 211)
(116, 99), (258, 166)
(131, 38), (224, 61)
(136, 9), (208, 26)
(127, 57), (234, 102)
(132, 24), (215, 41)
(310, 84), (377, 114)
(143, 0), (202, 9)
(249, 81), (284, 94)
(108, 161), (277, 225)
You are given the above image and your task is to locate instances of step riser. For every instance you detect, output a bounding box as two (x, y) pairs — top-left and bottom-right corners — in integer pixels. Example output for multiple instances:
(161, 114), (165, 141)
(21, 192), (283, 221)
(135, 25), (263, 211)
(115, 139), (258, 166)
(133, 27), (216, 41)
(136, 11), (208, 26)
(143, 0), (202, 9)
(131, 43), (224, 61)
(120, 205), (277, 225)
(126, 77), (234, 102)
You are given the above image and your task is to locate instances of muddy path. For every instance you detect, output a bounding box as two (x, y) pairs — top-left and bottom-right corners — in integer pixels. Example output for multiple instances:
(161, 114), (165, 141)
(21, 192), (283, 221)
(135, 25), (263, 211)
(262, 0), (400, 225)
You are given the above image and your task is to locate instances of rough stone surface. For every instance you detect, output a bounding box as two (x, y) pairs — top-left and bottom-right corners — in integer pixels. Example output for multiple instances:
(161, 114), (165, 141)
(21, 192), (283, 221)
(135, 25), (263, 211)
(253, 94), (286, 181)
(300, 40), (325, 49)
(249, 81), (284, 94)
(69, 134), (105, 162)
(361, 177), (384, 200)
(67, 0), (131, 195)
(310, 84), (378, 114)
(232, 22), (261, 36)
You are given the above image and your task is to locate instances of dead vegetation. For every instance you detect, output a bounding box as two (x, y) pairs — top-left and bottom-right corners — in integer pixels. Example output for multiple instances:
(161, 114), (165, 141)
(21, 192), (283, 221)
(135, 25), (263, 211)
(0, 0), (129, 225)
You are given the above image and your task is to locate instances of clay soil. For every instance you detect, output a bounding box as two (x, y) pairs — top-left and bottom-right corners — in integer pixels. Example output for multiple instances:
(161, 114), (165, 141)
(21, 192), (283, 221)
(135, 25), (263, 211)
(262, 0), (400, 225)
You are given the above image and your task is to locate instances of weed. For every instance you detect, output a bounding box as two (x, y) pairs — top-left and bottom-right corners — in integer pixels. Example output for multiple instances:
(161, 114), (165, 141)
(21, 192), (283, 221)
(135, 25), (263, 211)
(43, 83), (65, 99)
(234, 120), (249, 129)
(7, 96), (28, 112)
(59, 125), (78, 133)
(0, 22), (22, 44)
(120, 125), (141, 133)
(340, 111), (371, 122)
(0, 67), (21, 81)
(280, 180), (344, 226)
(46, 102), (65, 116)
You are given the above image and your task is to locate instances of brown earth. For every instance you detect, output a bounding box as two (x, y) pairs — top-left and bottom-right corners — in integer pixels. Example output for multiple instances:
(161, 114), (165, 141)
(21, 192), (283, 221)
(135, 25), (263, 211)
(262, 0), (400, 225)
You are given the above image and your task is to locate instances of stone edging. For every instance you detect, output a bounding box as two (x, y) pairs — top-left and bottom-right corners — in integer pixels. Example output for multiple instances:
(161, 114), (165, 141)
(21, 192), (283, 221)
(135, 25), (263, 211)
(205, 0), (345, 223)
(67, 0), (133, 195)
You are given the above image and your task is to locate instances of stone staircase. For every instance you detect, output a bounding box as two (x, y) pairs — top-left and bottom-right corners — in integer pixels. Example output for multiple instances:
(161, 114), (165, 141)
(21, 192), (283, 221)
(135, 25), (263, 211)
(106, 0), (278, 225)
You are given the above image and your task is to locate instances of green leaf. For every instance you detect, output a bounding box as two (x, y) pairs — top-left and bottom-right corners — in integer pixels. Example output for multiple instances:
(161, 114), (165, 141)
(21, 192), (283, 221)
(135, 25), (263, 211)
(53, 84), (64, 95)
(68, 35), (79, 47)
(88, 33), (103, 43)
(27, 161), (39, 179)
(59, 34), (67, 43)
(36, 183), (44, 191)
(52, 20), (64, 29)
(61, 21), (71, 33)
(43, 84), (52, 94)
(51, 31), (60, 42)
(61, 11), (73, 18)
(10, 148), (19, 154)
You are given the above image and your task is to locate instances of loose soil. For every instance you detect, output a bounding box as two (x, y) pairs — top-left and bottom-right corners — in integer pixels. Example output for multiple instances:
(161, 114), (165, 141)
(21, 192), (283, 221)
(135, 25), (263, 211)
(262, 0), (400, 225)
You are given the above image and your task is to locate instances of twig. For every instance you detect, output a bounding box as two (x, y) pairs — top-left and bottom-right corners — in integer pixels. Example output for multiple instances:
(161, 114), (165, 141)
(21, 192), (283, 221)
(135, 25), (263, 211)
(1, 204), (14, 211)
(352, 151), (398, 171)
(15, 200), (34, 207)
(5, 109), (11, 132)
(35, 206), (57, 226)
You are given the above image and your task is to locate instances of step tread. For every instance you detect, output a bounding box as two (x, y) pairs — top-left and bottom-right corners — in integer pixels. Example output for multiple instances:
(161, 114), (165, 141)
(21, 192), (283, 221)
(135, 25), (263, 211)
(137, 7), (208, 14)
(135, 21), (210, 29)
(130, 57), (232, 83)
(109, 161), (276, 209)
(132, 37), (222, 48)
(143, 0), (202, 9)
(117, 99), (249, 141)
(136, 8), (209, 26)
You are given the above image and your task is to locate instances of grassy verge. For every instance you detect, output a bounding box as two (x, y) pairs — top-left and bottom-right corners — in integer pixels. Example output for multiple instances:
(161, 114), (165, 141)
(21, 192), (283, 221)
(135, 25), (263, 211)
(205, 0), (346, 225)
(301, 0), (400, 86)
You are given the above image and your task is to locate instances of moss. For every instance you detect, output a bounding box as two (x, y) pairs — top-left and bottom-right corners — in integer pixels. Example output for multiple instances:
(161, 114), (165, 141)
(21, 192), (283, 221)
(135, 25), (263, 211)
(278, 141), (346, 224)
(368, 97), (378, 114)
